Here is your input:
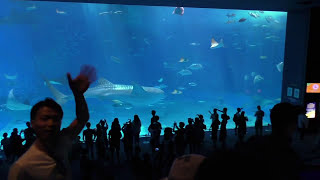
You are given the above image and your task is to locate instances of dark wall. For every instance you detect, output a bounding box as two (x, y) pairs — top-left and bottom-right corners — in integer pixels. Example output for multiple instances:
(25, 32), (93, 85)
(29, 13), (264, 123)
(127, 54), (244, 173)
(306, 7), (320, 82)
(281, 9), (311, 105)
(304, 7), (320, 130)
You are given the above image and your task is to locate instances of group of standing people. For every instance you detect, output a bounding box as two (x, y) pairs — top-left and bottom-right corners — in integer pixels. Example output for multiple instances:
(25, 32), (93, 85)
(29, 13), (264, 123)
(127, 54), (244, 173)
(1, 122), (36, 163)
(4, 64), (307, 180)
(82, 115), (142, 163)
(80, 105), (266, 162)
(209, 105), (265, 147)
(148, 110), (208, 156)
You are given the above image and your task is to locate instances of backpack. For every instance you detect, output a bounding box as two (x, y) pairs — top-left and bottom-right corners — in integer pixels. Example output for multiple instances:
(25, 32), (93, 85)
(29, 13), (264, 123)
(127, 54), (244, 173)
(233, 113), (240, 124)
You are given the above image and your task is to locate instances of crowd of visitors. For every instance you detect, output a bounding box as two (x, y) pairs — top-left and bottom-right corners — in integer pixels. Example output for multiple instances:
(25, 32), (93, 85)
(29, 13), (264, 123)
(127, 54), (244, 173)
(0, 65), (314, 180)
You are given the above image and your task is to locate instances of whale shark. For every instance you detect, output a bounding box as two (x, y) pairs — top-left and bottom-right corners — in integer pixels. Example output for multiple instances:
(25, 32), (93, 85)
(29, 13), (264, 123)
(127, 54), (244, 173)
(45, 78), (165, 107)
(4, 89), (32, 111)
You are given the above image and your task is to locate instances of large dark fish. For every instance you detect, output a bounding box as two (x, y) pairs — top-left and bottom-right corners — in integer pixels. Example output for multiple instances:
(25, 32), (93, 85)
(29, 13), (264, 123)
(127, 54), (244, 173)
(226, 13), (236, 18)
(239, 18), (247, 22)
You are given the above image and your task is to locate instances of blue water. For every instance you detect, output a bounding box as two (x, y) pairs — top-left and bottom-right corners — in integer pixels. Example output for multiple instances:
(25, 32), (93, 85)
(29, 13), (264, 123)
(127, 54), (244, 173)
(0, 1), (287, 138)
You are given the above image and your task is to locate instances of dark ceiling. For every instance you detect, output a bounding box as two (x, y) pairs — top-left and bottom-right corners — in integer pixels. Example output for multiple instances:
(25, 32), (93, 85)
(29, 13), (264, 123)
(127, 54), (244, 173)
(30, 0), (320, 12)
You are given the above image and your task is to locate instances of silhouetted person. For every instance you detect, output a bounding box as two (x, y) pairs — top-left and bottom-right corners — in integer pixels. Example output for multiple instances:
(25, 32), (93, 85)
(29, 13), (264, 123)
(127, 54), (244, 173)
(22, 122), (36, 152)
(100, 119), (109, 152)
(209, 108), (218, 125)
(238, 111), (248, 143)
(233, 108), (242, 135)
(254, 105), (264, 136)
(219, 108), (230, 148)
(109, 118), (121, 163)
(8, 65), (96, 180)
(196, 103), (303, 180)
(9, 128), (24, 162)
(185, 118), (195, 153)
(197, 114), (207, 143)
(148, 115), (162, 152)
(193, 117), (203, 153)
(173, 121), (186, 156)
(122, 120), (134, 161)
(151, 110), (157, 124)
(132, 114), (142, 147)
(161, 127), (174, 156)
(243, 102), (302, 179)
(1, 132), (10, 162)
(95, 123), (106, 160)
(83, 122), (95, 160)
(160, 127), (175, 177)
(209, 109), (220, 148)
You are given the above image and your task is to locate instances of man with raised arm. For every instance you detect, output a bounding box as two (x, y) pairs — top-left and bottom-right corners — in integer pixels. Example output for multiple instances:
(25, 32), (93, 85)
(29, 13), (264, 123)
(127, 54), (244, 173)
(8, 65), (97, 180)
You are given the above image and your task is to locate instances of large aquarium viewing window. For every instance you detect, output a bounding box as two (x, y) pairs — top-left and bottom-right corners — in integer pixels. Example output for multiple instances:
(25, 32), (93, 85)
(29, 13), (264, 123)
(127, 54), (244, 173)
(0, 0), (287, 136)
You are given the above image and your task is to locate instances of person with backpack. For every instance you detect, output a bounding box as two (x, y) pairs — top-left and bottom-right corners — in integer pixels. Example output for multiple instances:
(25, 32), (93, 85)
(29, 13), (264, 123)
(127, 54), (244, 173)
(148, 115), (162, 152)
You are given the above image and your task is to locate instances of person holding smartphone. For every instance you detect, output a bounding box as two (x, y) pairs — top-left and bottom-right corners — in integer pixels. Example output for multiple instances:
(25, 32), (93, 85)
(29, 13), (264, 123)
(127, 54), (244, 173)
(219, 108), (230, 148)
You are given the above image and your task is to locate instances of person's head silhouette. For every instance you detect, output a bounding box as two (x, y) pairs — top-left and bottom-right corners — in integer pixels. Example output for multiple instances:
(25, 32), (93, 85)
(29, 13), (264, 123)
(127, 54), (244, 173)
(270, 102), (300, 137)
(26, 122), (31, 128)
(86, 122), (91, 129)
(257, 105), (261, 110)
(223, 108), (227, 113)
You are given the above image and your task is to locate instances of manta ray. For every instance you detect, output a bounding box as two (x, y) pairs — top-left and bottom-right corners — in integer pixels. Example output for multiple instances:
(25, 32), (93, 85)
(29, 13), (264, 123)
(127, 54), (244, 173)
(3, 89), (32, 111)
(210, 38), (224, 49)
(45, 78), (165, 107)
(4, 74), (17, 80)
(242, 95), (281, 111)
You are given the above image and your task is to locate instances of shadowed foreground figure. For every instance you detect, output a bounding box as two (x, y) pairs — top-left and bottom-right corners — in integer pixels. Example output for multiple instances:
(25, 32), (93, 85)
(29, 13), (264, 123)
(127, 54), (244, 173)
(195, 102), (303, 180)
(161, 154), (206, 180)
(8, 65), (97, 180)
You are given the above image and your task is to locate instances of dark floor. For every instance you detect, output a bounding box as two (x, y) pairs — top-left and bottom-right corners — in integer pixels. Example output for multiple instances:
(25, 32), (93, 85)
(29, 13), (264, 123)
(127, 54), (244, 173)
(2, 126), (320, 180)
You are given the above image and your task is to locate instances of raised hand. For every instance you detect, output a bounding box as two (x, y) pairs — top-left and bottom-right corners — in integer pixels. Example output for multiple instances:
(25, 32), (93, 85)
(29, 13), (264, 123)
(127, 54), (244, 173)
(67, 65), (97, 95)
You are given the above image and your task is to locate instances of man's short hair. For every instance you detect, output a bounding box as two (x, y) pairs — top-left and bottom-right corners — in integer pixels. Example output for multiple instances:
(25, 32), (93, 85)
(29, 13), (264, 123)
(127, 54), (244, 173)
(270, 102), (300, 131)
(30, 98), (63, 121)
